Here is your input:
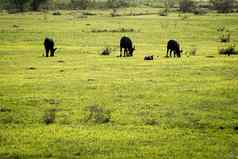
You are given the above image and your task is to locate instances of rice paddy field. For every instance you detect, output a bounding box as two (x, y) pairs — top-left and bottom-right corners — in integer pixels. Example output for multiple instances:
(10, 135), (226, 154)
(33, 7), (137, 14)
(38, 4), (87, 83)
(0, 8), (238, 159)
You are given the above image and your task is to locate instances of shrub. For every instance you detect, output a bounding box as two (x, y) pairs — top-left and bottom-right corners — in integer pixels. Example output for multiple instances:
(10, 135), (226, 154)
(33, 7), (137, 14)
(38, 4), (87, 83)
(71, 0), (91, 10)
(101, 48), (112, 55)
(193, 8), (208, 15)
(31, 0), (49, 11)
(43, 109), (56, 124)
(189, 47), (197, 56)
(106, 0), (130, 8)
(111, 8), (120, 17)
(217, 25), (225, 32)
(52, 11), (62, 16)
(84, 105), (111, 124)
(0, 115), (15, 124)
(210, 0), (236, 13)
(159, 10), (168, 16)
(91, 28), (137, 33)
(206, 55), (215, 58)
(180, 14), (189, 20)
(0, 106), (11, 112)
(143, 117), (160, 126)
(179, 0), (196, 12)
(82, 11), (96, 16)
(217, 26), (231, 42)
(219, 32), (230, 42)
(77, 15), (88, 19)
(28, 66), (36, 70)
(46, 98), (61, 105)
(219, 44), (238, 56)
(4, 0), (31, 12)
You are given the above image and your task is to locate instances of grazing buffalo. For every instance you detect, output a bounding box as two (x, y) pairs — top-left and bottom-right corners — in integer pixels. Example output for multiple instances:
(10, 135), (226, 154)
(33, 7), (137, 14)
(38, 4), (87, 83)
(120, 36), (135, 57)
(166, 40), (182, 58)
(144, 55), (154, 60)
(44, 38), (57, 57)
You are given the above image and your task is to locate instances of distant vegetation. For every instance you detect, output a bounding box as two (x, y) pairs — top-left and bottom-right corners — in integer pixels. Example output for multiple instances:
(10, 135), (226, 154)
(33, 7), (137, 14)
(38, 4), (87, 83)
(0, 0), (237, 13)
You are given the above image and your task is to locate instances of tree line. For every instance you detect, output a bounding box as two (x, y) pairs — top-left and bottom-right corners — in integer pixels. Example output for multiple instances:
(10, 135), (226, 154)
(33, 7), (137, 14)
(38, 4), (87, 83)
(0, 0), (237, 13)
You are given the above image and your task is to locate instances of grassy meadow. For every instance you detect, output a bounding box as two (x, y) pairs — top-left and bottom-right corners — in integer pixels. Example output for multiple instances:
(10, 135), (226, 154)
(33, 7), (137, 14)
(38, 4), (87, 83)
(0, 8), (238, 158)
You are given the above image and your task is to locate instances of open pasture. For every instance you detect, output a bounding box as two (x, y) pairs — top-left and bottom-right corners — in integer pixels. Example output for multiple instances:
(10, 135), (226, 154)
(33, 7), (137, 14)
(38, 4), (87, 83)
(0, 9), (238, 158)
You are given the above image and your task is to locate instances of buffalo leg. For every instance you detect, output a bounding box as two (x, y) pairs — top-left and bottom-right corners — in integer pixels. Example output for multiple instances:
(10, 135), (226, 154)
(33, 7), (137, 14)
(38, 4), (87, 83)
(45, 48), (49, 57)
(166, 49), (169, 57)
(169, 50), (172, 57)
(120, 47), (122, 57)
(50, 49), (54, 57)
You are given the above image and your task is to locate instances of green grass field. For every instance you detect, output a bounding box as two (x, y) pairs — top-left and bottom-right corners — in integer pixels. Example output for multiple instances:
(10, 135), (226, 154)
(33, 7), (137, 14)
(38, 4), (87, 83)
(0, 9), (238, 159)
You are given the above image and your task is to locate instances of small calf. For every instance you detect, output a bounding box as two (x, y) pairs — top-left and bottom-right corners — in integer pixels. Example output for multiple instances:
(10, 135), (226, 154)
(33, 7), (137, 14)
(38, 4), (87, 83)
(144, 55), (154, 60)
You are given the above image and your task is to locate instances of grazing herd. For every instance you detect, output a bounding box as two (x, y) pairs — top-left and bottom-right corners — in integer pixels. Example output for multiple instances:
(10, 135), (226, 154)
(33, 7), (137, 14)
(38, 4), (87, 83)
(43, 36), (182, 59)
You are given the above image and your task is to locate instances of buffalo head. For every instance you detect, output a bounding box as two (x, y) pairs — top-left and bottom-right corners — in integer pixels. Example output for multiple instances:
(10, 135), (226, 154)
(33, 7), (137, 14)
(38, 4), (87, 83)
(129, 45), (135, 56)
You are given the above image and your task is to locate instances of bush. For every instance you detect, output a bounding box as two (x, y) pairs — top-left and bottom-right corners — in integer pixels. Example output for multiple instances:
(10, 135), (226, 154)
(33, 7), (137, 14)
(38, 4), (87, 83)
(217, 25), (225, 32)
(220, 34), (230, 43)
(111, 8), (120, 17)
(159, 10), (168, 16)
(210, 0), (236, 13)
(188, 47), (197, 56)
(71, 0), (91, 10)
(4, 0), (31, 12)
(0, 106), (11, 112)
(43, 109), (56, 124)
(106, 0), (130, 8)
(82, 11), (96, 16)
(217, 26), (231, 43)
(179, 0), (196, 12)
(31, 0), (49, 11)
(219, 32), (230, 42)
(180, 14), (190, 20)
(77, 14), (88, 19)
(143, 117), (160, 126)
(84, 105), (111, 124)
(91, 28), (138, 33)
(219, 44), (238, 56)
(193, 8), (208, 15)
(101, 48), (112, 55)
(52, 11), (62, 16)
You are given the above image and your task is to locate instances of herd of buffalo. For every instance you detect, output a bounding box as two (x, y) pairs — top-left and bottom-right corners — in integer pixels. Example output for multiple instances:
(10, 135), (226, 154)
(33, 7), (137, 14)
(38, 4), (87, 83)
(44, 36), (182, 59)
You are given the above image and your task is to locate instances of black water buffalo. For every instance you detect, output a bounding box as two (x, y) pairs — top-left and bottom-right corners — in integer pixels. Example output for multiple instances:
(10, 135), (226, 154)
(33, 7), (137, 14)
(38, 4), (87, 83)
(120, 36), (135, 57)
(166, 40), (182, 58)
(44, 38), (57, 57)
(144, 55), (154, 60)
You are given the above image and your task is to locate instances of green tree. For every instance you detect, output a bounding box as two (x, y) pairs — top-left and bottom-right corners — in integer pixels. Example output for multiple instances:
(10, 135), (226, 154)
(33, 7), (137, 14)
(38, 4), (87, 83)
(210, 0), (236, 13)
(0, 0), (7, 9)
(179, 0), (196, 12)
(163, 0), (177, 12)
(71, 0), (91, 10)
(106, 0), (130, 8)
(31, 0), (49, 11)
(4, 0), (31, 12)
